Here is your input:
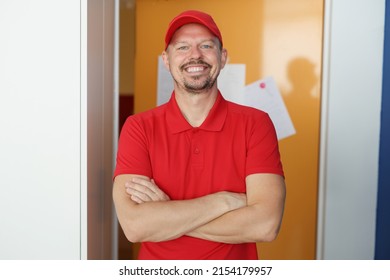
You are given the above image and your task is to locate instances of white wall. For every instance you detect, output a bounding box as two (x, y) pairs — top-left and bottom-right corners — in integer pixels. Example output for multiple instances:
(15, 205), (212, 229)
(318, 0), (385, 259)
(0, 0), (117, 259)
(0, 0), (82, 259)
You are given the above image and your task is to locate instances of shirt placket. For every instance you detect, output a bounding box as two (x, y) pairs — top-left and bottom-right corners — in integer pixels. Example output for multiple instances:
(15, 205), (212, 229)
(190, 128), (204, 168)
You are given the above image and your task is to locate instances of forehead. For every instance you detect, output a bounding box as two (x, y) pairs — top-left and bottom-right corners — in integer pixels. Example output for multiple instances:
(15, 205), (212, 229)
(170, 23), (216, 44)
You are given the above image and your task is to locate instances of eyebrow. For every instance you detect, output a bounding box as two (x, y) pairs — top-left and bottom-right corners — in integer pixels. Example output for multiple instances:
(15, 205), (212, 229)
(172, 39), (216, 45)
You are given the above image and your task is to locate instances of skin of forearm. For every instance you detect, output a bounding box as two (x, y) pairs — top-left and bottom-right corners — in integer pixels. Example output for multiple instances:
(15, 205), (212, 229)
(186, 175), (286, 244)
(186, 202), (284, 244)
(131, 194), (232, 242)
(114, 174), (285, 244)
(114, 183), (245, 243)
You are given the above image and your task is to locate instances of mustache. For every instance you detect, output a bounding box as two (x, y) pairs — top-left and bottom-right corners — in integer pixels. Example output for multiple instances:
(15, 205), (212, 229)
(181, 60), (211, 70)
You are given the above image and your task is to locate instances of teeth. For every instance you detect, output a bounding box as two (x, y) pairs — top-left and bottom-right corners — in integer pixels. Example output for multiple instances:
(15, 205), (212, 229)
(186, 66), (204, 73)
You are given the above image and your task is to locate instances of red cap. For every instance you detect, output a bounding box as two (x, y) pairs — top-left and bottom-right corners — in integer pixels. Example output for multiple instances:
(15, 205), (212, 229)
(164, 10), (223, 49)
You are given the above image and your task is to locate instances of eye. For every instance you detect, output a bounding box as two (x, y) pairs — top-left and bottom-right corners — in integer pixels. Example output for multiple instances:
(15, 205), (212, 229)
(200, 44), (213, 49)
(177, 45), (189, 51)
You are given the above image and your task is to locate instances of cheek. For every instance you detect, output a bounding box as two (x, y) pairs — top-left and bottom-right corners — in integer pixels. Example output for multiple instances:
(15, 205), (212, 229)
(169, 58), (184, 72)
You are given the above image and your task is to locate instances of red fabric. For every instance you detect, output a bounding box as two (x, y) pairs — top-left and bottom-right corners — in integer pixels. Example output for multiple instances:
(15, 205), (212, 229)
(164, 10), (223, 49)
(114, 92), (284, 259)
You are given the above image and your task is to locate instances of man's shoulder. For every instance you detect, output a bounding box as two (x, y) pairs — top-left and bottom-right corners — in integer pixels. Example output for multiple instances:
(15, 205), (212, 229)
(122, 103), (168, 133)
(130, 103), (168, 121)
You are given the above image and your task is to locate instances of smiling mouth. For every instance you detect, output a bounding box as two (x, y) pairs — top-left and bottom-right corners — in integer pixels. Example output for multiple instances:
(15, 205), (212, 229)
(182, 61), (211, 74)
(186, 66), (206, 73)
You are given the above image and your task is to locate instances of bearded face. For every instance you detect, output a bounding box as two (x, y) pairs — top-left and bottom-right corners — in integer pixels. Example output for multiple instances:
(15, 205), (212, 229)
(162, 23), (227, 95)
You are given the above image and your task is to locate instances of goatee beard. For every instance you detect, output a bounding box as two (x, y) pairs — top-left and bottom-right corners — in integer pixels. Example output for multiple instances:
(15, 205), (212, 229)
(183, 75), (215, 94)
(180, 60), (215, 93)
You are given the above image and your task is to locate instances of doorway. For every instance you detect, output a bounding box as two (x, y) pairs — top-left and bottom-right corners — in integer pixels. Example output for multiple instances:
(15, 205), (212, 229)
(116, 0), (324, 260)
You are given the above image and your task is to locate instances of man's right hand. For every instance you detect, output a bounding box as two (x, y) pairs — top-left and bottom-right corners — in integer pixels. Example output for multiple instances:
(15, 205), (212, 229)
(125, 177), (170, 203)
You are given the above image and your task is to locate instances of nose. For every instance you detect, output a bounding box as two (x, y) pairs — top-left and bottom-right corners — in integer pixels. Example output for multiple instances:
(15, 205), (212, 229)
(189, 46), (202, 60)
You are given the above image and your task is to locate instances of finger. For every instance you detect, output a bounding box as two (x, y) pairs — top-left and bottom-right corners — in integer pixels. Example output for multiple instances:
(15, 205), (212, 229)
(127, 181), (167, 202)
(130, 194), (144, 204)
(131, 177), (151, 187)
(125, 185), (155, 202)
(132, 178), (159, 193)
(130, 178), (158, 195)
(150, 179), (170, 201)
(131, 178), (169, 201)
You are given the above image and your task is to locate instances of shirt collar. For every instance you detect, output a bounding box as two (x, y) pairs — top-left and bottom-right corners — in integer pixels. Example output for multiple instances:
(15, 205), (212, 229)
(166, 91), (228, 134)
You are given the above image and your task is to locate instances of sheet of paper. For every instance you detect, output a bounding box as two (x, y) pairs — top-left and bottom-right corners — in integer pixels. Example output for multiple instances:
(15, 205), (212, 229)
(157, 56), (174, 106)
(244, 77), (296, 140)
(218, 64), (246, 104)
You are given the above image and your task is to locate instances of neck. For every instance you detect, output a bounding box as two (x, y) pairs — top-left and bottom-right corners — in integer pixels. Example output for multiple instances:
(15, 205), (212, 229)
(174, 88), (218, 127)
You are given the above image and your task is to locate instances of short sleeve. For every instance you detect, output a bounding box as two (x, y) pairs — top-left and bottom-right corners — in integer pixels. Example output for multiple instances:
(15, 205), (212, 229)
(245, 113), (284, 177)
(113, 116), (152, 179)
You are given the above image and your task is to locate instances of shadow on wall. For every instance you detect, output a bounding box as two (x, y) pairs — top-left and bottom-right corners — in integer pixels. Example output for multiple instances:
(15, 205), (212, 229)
(286, 57), (319, 136)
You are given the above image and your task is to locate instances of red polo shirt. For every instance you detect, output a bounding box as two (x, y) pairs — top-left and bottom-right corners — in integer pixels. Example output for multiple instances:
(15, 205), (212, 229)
(114, 91), (284, 260)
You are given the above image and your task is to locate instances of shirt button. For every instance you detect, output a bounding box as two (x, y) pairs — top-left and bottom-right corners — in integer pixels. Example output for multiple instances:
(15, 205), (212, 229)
(194, 148), (200, 154)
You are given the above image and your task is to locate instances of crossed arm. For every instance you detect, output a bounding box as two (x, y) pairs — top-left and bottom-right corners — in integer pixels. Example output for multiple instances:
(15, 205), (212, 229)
(113, 173), (286, 244)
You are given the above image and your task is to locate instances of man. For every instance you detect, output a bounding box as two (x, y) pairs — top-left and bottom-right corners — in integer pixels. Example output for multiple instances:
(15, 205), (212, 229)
(113, 10), (286, 260)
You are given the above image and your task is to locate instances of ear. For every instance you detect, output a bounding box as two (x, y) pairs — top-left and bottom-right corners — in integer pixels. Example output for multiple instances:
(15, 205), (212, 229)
(220, 48), (228, 70)
(161, 51), (171, 72)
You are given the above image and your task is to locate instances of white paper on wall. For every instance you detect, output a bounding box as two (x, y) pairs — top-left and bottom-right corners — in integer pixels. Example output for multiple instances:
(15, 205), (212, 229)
(218, 64), (246, 104)
(243, 77), (296, 140)
(157, 56), (174, 106)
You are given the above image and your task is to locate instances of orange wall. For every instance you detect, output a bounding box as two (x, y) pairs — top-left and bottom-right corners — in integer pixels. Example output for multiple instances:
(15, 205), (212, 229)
(119, 3), (135, 95)
(134, 0), (323, 259)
